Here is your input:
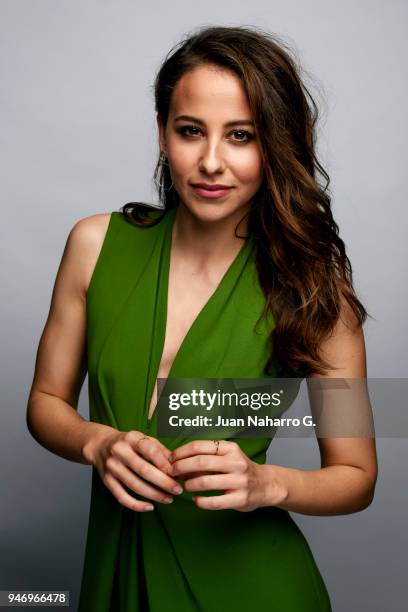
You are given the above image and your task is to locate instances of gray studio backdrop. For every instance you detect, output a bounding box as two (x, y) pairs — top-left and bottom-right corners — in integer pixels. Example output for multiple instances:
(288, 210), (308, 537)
(1, 1), (407, 611)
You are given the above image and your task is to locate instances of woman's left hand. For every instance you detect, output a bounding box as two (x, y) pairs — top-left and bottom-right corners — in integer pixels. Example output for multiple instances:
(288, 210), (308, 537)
(169, 439), (283, 512)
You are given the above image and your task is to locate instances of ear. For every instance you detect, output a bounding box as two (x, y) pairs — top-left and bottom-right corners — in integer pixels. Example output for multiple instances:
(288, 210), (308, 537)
(156, 114), (167, 154)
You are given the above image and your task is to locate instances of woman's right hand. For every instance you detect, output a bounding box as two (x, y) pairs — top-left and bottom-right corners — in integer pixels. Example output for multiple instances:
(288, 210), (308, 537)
(90, 429), (184, 512)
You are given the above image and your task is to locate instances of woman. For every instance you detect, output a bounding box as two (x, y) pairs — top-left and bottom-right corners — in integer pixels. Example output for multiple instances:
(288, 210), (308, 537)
(27, 25), (378, 611)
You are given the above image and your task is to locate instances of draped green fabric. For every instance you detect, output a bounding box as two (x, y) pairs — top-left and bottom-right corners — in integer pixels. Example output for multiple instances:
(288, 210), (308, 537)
(78, 206), (332, 611)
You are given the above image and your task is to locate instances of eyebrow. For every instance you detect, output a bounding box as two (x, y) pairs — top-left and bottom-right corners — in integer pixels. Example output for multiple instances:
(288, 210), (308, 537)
(174, 114), (254, 128)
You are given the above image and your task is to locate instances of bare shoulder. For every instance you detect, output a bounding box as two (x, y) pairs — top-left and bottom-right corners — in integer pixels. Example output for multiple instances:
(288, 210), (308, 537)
(63, 212), (113, 300)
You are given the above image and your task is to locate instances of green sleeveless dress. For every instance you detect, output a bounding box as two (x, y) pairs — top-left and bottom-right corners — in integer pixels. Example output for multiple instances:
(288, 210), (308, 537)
(78, 206), (332, 611)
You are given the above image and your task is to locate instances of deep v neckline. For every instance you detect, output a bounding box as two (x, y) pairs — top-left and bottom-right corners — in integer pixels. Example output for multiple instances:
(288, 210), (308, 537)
(146, 208), (250, 424)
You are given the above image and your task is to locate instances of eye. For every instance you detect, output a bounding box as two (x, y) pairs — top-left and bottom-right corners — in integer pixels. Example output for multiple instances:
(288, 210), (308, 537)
(229, 130), (255, 143)
(177, 125), (203, 138)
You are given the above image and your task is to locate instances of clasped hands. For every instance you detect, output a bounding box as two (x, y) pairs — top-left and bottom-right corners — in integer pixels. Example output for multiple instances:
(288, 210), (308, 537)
(95, 430), (287, 513)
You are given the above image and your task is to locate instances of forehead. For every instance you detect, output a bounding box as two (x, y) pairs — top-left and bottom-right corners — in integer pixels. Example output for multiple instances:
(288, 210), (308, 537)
(169, 64), (252, 120)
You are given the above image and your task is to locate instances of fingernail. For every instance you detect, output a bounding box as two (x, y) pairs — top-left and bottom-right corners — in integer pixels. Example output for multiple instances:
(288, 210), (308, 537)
(173, 485), (183, 494)
(163, 496), (174, 504)
(143, 504), (154, 511)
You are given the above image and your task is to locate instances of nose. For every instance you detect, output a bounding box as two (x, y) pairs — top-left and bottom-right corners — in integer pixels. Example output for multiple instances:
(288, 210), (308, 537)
(198, 138), (226, 175)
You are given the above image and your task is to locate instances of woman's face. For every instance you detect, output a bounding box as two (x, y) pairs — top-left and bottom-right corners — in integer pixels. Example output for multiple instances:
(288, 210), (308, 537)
(157, 63), (264, 224)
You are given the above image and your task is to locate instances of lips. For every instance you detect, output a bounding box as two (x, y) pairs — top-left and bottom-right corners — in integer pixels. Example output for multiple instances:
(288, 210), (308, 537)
(190, 183), (233, 200)
(191, 183), (232, 190)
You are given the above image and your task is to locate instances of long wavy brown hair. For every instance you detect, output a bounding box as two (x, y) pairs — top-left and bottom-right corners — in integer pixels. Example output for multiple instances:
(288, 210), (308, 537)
(122, 25), (369, 377)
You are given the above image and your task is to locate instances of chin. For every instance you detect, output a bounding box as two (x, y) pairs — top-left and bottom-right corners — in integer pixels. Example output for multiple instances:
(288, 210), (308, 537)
(178, 193), (248, 223)
(188, 203), (239, 224)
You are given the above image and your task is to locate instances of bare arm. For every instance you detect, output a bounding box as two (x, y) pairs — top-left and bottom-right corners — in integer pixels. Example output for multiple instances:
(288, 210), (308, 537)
(26, 214), (184, 511)
(26, 214), (118, 464)
(260, 299), (378, 515)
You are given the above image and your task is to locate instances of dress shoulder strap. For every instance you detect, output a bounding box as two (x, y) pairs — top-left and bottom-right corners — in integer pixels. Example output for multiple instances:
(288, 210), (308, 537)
(86, 207), (173, 372)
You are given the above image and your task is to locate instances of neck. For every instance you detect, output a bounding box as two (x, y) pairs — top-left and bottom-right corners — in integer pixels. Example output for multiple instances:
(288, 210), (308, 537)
(171, 202), (250, 267)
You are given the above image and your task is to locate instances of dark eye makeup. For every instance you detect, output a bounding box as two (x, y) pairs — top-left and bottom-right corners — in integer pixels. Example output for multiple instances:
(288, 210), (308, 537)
(175, 125), (255, 143)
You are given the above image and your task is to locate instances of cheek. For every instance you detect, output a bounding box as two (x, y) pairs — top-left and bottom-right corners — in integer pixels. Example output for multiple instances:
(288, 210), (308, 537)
(231, 149), (263, 186)
(167, 141), (193, 179)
